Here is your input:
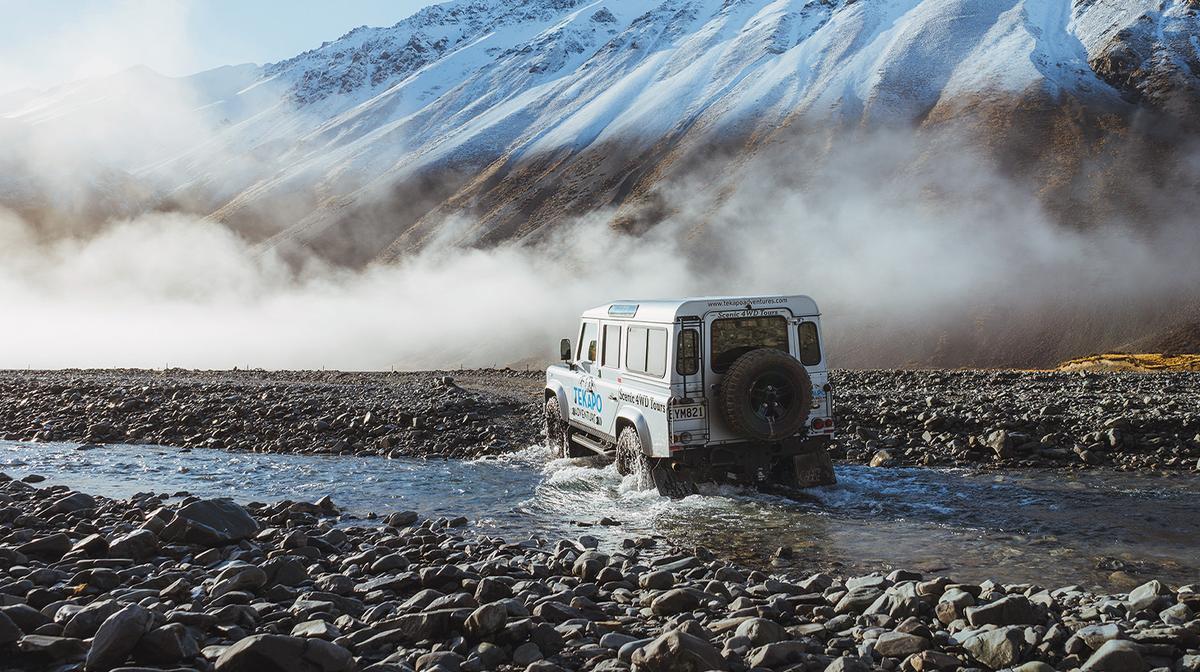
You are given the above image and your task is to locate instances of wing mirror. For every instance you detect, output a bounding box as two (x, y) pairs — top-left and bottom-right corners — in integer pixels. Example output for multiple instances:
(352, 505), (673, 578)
(559, 338), (572, 361)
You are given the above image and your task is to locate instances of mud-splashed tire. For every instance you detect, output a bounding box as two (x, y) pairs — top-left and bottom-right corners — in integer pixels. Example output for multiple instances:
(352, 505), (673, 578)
(544, 396), (569, 458)
(651, 459), (698, 499)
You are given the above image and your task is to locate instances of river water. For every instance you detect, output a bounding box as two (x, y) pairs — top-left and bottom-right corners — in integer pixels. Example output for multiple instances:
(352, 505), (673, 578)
(2, 440), (1197, 591)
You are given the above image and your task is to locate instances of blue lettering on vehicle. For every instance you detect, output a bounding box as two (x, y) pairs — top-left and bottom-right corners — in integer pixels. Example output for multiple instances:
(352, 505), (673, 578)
(572, 387), (603, 412)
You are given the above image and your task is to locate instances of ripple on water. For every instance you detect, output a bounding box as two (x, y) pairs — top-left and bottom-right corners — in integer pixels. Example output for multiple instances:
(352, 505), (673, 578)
(1, 440), (1197, 589)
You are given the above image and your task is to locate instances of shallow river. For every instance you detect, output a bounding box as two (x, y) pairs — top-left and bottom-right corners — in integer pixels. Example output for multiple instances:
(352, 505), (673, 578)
(2, 441), (1197, 591)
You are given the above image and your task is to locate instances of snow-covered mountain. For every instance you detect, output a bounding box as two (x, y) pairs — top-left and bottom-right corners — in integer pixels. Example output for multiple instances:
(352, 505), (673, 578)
(3, 0), (1198, 261)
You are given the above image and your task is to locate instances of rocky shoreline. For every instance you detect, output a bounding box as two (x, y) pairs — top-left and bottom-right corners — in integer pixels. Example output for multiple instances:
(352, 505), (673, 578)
(832, 370), (1200, 473)
(0, 478), (1196, 672)
(2, 368), (1199, 473)
(0, 370), (543, 461)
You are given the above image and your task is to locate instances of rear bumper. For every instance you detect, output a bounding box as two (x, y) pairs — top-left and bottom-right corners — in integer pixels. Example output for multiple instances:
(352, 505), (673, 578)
(670, 434), (831, 474)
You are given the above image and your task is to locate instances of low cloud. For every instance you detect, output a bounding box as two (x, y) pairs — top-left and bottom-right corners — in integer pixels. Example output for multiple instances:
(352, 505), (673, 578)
(2, 125), (1197, 370)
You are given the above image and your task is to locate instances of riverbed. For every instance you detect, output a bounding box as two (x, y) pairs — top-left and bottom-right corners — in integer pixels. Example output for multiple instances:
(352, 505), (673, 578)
(2, 440), (1197, 591)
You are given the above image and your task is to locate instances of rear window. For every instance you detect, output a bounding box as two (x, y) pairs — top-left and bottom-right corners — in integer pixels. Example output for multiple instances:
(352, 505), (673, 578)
(711, 316), (788, 372)
(626, 326), (667, 377)
(798, 321), (821, 366)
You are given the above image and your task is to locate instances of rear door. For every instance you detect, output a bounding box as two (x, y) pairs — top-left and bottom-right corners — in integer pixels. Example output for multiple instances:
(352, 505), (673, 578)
(668, 319), (709, 447)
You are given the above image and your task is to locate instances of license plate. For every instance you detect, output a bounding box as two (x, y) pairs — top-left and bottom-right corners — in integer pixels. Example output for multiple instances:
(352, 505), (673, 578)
(669, 404), (706, 421)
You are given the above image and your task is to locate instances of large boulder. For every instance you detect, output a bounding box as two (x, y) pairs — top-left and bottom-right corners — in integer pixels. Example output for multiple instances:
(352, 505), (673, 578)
(632, 630), (727, 672)
(162, 499), (259, 547)
(215, 634), (353, 672)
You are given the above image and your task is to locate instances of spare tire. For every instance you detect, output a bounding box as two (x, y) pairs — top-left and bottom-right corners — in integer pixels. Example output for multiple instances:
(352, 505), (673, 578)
(719, 348), (812, 441)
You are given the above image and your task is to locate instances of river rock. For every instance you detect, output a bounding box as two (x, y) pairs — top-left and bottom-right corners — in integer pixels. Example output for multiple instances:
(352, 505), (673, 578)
(0, 611), (21, 645)
(163, 498), (259, 547)
(85, 603), (154, 671)
(825, 656), (872, 672)
(965, 595), (1038, 626)
(632, 630), (727, 672)
(1127, 579), (1170, 613)
(215, 634), (353, 672)
(17, 533), (72, 560)
(873, 631), (928, 657)
(107, 529), (158, 559)
(63, 599), (123, 638)
(650, 588), (700, 616)
(133, 623), (199, 664)
(464, 602), (507, 638)
(18, 634), (89, 660)
(1081, 639), (1147, 671)
(962, 626), (1027, 669)
(734, 617), (786, 646)
(44, 491), (96, 514)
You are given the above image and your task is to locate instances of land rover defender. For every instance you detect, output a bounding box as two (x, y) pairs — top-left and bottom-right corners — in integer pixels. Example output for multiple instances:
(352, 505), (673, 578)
(544, 295), (836, 497)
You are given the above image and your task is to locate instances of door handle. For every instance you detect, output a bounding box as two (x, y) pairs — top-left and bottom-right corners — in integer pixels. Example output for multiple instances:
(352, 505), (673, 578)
(608, 394), (619, 401)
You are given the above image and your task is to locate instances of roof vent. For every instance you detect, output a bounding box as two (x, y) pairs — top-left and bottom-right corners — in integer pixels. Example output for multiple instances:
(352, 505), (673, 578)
(608, 304), (638, 317)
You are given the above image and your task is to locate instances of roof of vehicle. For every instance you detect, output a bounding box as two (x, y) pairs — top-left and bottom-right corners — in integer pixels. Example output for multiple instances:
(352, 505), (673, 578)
(580, 295), (820, 323)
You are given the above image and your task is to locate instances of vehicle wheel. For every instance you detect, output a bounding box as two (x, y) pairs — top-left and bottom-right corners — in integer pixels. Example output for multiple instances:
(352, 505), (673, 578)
(719, 348), (812, 441)
(615, 426), (652, 487)
(650, 459), (699, 499)
(544, 396), (569, 458)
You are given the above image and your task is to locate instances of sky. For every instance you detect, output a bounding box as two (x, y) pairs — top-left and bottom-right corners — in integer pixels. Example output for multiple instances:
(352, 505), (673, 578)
(0, 0), (437, 94)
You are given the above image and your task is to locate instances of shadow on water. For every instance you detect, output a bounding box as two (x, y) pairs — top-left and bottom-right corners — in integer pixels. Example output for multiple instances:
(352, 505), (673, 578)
(2, 441), (1197, 590)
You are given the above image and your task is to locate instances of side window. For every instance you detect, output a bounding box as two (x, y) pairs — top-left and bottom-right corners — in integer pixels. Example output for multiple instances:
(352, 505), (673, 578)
(798, 321), (821, 366)
(626, 326), (647, 372)
(578, 321), (598, 362)
(646, 328), (667, 377)
(626, 326), (667, 377)
(677, 328), (699, 375)
(602, 324), (621, 368)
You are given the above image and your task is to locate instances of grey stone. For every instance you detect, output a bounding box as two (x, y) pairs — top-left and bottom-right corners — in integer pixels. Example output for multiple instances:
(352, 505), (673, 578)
(965, 595), (1038, 627)
(464, 602), (506, 638)
(650, 589), (700, 616)
(734, 617), (786, 646)
(747, 641), (808, 668)
(18, 634), (89, 660)
(963, 626), (1027, 669)
(1081, 639), (1146, 671)
(85, 604), (154, 671)
(633, 630), (727, 672)
(214, 634), (353, 672)
(824, 657), (871, 672)
(512, 643), (543, 666)
(873, 631), (928, 658)
(164, 498), (259, 547)
(108, 529), (158, 560)
(133, 623), (199, 664)
(1127, 580), (1169, 613)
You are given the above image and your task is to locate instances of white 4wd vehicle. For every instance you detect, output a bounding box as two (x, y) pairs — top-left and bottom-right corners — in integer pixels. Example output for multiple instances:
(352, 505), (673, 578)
(545, 295), (836, 497)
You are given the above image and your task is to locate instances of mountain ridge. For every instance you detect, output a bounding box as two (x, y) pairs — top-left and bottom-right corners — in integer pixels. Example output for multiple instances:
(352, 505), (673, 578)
(2, 0), (1198, 260)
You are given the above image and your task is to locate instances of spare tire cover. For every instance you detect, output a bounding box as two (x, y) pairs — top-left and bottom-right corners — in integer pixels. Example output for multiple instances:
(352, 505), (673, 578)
(719, 348), (812, 441)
